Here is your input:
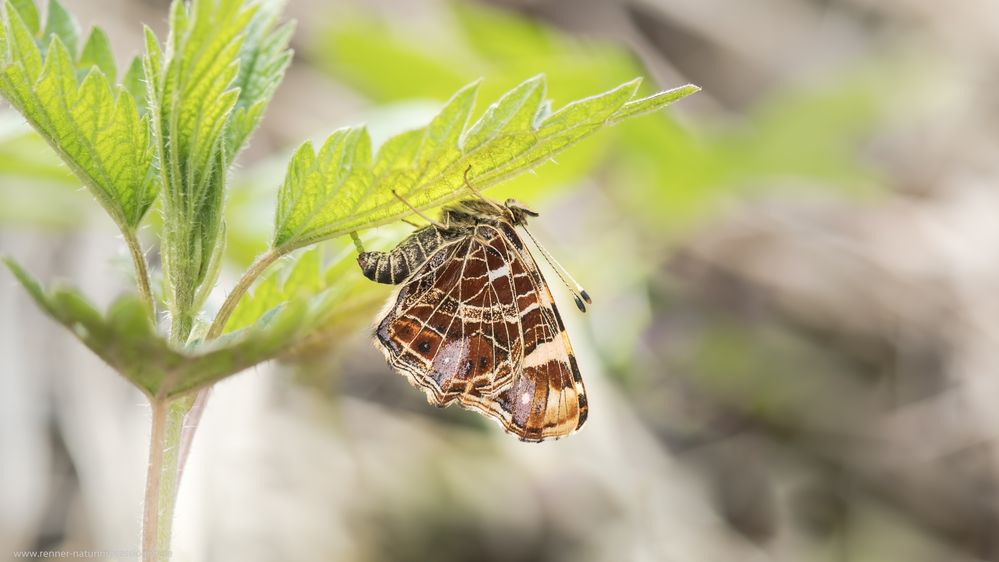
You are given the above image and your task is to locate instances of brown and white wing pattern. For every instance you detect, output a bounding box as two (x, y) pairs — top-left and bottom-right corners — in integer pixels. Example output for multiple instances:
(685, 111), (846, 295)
(373, 222), (588, 442)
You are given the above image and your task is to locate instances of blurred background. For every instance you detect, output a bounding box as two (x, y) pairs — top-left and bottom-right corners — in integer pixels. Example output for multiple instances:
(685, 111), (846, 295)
(2, 0), (998, 560)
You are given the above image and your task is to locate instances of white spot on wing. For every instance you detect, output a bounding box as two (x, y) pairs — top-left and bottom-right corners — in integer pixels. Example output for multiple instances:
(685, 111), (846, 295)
(487, 264), (510, 282)
(431, 338), (469, 384)
(507, 376), (536, 425)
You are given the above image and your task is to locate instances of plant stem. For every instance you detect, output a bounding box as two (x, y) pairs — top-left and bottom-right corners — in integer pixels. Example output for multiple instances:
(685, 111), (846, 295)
(207, 248), (282, 339)
(141, 399), (165, 562)
(139, 252), (202, 560)
(140, 247), (284, 558)
(141, 397), (188, 562)
(124, 230), (156, 320)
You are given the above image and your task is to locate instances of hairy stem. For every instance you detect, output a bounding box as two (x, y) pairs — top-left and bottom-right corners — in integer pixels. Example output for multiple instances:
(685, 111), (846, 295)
(207, 248), (282, 339)
(141, 399), (165, 561)
(124, 230), (156, 320)
(141, 397), (188, 562)
(140, 247), (284, 557)
(139, 254), (203, 560)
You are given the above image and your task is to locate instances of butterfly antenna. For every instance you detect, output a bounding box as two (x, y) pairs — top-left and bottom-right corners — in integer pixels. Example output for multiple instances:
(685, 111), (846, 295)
(520, 224), (592, 312)
(463, 166), (504, 213)
(392, 190), (447, 229)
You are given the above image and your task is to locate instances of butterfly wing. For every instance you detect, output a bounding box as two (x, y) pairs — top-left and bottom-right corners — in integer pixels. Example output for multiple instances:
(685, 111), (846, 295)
(468, 222), (588, 442)
(373, 232), (522, 407)
(373, 222), (588, 442)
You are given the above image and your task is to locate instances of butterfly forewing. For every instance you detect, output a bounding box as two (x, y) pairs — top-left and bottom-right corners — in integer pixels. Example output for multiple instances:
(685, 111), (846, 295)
(368, 202), (588, 442)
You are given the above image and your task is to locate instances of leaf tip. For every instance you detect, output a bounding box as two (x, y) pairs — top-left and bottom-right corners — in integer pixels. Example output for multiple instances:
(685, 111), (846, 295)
(142, 23), (159, 47)
(519, 73), (547, 93)
(1, 254), (18, 275)
(296, 137), (316, 157)
(622, 76), (643, 93)
(2, 254), (27, 280)
(2, 255), (47, 306)
(453, 76), (483, 98)
(678, 83), (701, 96)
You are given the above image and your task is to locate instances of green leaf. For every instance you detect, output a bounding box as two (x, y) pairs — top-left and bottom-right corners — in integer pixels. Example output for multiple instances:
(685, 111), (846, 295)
(42, 0), (78, 58)
(157, 0), (251, 179)
(4, 0), (44, 81)
(78, 26), (115, 82)
(537, 78), (639, 133)
(221, 229), (402, 359)
(272, 75), (698, 251)
(146, 0), (260, 337)
(313, 4), (669, 201)
(312, 1), (894, 238)
(274, 127), (372, 249)
(140, 25), (161, 94)
(0, 6), (157, 231)
(227, 1), (293, 156)
(122, 56), (144, 112)
(462, 74), (545, 153)
(4, 254), (46, 305)
(413, 80), (478, 181)
(8, 0), (38, 36)
(3, 256), (335, 399)
(608, 84), (701, 123)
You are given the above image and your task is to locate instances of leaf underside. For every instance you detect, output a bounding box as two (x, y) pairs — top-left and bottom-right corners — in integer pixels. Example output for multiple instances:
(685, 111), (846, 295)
(4, 256), (334, 398)
(273, 76), (699, 251)
(224, 230), (398, 336)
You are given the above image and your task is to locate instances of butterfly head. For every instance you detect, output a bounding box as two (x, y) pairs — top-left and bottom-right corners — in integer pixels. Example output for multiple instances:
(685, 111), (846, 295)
(503, 199), (539, 225)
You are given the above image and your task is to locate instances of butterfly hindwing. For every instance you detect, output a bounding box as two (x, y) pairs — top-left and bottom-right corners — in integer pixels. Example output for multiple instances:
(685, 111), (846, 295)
(463, 223), (587, 441)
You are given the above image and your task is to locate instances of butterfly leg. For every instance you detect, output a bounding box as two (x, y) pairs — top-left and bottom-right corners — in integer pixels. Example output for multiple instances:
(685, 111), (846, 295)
(392, 190), (447, 229)
(462, 165), (505, 213)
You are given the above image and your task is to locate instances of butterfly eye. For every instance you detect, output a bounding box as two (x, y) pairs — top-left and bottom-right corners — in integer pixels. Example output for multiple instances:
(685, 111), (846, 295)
(417, 340), (431, 353)
(479, 356), (489, 369)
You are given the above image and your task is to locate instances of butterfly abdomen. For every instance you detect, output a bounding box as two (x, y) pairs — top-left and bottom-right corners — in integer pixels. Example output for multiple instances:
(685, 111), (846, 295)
(357, 226), (451, 284)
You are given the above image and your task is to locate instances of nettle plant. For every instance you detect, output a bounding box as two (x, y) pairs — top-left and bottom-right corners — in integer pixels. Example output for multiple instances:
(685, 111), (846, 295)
(0, 0), (697, 557)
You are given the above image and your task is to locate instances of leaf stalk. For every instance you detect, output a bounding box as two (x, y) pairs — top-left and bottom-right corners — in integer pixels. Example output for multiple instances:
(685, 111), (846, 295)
(207, 247), (282, 339)
(124, 230), (156, 320)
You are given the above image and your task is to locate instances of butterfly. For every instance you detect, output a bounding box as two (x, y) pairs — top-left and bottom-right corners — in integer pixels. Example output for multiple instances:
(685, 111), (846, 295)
(358, 197), (590, 442)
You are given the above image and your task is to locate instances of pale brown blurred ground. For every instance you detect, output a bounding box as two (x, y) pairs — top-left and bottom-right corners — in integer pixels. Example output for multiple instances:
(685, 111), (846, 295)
(4, 1), (999, 561)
